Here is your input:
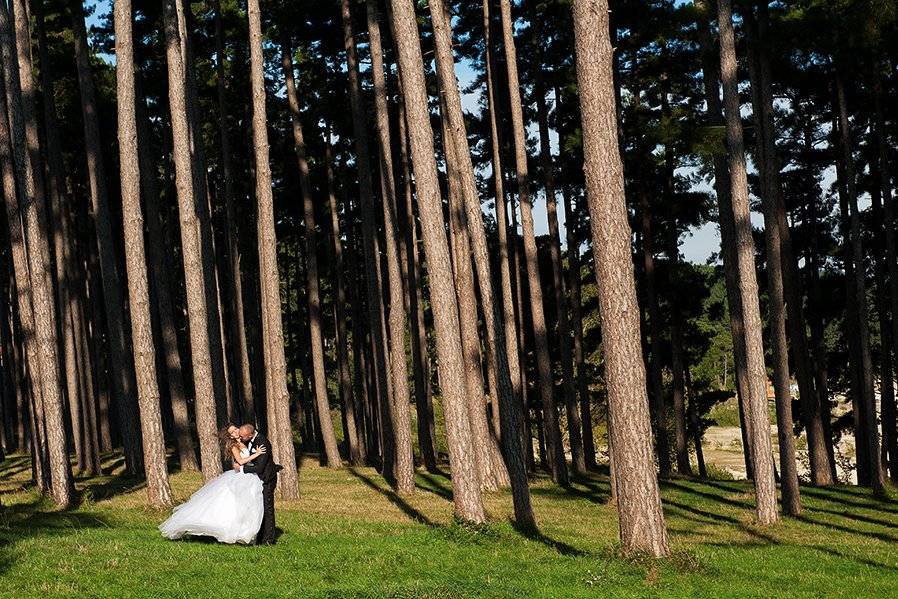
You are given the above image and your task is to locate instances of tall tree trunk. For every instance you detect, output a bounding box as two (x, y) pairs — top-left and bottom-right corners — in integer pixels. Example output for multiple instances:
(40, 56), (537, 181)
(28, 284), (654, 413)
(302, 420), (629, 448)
(281, 39), (342, 470)
(213, 0), (254, 422)
(834, 72), (883, 493)
(134, 74), (198, 472)
(668, 240), (691, 477)
(499, 0), (568, 486)
(35, 2), (83, 473)
(70, 0), (142, 473)
(341, 0), (395, 481)
(1, 0), (73, 506)
(531, 40), (586, 475)
(114, 0), (174, 507)
(430, 0), (535, 521)
(246, 0), (299, 497)
(163, 0), (222, 480)
(873, 66), (898, 481)
(572, 0), (669, 556)
(366, 1), (416, 492)
(717, 0), (778, 523)
(325, 133), (362, 466)
(744, 8), (800, 515)
(638, 193), (671, 478)
(694, 0), (754, 480)
(397, 88), (438, 473)
(684, 361), (707, 478)
(388, 0), (486, 523)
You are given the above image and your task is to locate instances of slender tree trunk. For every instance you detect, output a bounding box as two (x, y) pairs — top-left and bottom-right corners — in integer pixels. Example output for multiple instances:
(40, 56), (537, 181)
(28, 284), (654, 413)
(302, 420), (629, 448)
(325, 134), (361, 466)
(717, 0), (778, 523)
(572, 0), (669, 556)
(834, 72), (883, 493)
(397, 89), (438, 473)
(246, 0), (299, 497)
(134, 75), (198, 472)
(668, 241), (692, 477)
(163, 0), (222, 480)
(70, 0), (143, 473)
(531, 42), (586, 475)
(366, 1), (417, 492)
(35, 2), (83, 473)
(281, 39), (341, 470)
(694, 0), (754, 480)
(638, 193), (671, 478)
(388, 0), (486, 522)
(499, 0), (568, 487)
(114, 0), (174, 507)
(213, 0), (254, 422)
(341, 0), (395, 482)
(873, 66), (898, 481)
(685, 361), (707, 478)
(1, 0), (73, 506)
(745, 9), (800, 515)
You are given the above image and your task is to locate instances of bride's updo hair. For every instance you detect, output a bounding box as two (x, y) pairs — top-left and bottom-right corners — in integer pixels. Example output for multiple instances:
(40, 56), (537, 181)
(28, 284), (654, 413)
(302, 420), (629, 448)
(219, 426), (240, 457)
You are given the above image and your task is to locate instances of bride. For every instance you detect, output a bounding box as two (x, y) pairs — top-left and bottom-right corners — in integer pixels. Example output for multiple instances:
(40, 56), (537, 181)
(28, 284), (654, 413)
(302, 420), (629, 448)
(159, 425), (267, 544)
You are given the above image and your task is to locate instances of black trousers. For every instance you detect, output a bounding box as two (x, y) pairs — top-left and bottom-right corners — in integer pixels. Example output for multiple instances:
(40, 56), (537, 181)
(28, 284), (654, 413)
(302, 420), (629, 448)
(257, 477), (277, 544)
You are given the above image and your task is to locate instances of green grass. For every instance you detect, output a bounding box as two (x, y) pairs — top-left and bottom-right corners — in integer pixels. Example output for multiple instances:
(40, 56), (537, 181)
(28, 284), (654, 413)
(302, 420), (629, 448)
(1, 452), (896, 598)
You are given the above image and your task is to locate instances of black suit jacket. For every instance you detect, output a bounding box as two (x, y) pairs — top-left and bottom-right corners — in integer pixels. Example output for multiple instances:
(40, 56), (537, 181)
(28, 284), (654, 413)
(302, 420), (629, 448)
(242, 434), (277, 483)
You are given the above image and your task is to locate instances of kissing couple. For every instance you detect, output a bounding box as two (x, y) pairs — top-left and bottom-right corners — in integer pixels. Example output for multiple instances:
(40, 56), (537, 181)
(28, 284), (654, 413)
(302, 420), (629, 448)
(160, 424), (281, 545)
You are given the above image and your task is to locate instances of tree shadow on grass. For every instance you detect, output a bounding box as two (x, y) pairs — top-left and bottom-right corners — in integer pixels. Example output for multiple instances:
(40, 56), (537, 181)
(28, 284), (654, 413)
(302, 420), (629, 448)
(348, 468), (436, 527)
(661, 479), (754, 510)
(511, 521), (587, 557)
(0, 496), (113, 576)
(800, 486), (898, 515)
(663, 498), (741, 526)
(795, 513), (898, 544)
(416, 471), (453, 501)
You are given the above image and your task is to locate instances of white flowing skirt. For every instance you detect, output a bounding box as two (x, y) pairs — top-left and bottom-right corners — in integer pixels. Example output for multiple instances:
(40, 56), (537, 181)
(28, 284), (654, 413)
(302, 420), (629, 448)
(159, 470), (264, 544)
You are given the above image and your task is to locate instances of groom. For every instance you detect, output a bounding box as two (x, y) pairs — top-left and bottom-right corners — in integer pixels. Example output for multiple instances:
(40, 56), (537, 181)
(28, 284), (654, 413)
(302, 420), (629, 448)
(238, 424), (277, 544)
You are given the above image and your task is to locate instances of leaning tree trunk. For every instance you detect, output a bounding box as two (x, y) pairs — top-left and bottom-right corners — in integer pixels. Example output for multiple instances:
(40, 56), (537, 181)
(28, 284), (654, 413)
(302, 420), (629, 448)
(281, 39), (342, 469)
(366, 0), (417, 493)
(114, 0), (174, 507)
(717, 0), (778, 524)
(745, 10), (800, 515)
(431, 0), (533, 523)
(163, 0), (222, 480)
(70, 0), (143, 473)
(499, 0), (568, 487)
(572, 0), (669, 556)
(388, 0), (486, 523)
(246, 0), (299, 497)
(1, 0), (73, 506)
(835, 71), (883, 493)
(694, 0), (754, 480)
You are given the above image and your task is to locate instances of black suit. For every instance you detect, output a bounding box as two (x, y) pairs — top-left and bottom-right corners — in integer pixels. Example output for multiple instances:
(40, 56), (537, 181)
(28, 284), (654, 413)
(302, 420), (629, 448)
(243, 433), (277, 544)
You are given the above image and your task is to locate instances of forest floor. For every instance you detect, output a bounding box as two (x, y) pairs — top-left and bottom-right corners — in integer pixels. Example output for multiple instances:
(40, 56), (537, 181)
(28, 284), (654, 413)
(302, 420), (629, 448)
(1, 451), (896, 598)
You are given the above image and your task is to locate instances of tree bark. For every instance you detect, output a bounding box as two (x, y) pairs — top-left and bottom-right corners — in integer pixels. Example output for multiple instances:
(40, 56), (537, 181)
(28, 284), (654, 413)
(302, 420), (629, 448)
(281, 39), (342, 470)
(212, 0), (254, 422)
(572, 0), (669, 556)
(388, 0), (486, 523)
(70, 0), (143, 473)
(1, 0), (73, 506)
(499, 0), (568, 486)
(366, 1), (416, 492)
(717, 0), (779, 523)
(163, 0), (222, 480)
(246, 0), (299, 497)
(114, 0), (174, 507)
(834, 72), (883, 493)
(745, 8), (800, 515)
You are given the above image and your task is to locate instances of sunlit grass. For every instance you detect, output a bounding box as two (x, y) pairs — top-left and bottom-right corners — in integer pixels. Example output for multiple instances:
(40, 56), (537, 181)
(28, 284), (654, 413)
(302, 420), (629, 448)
(1, 451), (896, 597)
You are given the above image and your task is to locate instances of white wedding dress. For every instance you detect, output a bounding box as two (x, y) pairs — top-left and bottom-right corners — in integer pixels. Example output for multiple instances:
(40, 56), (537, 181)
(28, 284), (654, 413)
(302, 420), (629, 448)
(159, 448), (264, 544)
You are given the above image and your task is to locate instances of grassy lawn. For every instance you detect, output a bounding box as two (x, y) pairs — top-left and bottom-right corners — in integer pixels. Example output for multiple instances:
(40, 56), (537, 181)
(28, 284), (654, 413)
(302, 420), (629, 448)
(1, 452), (896, 598)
